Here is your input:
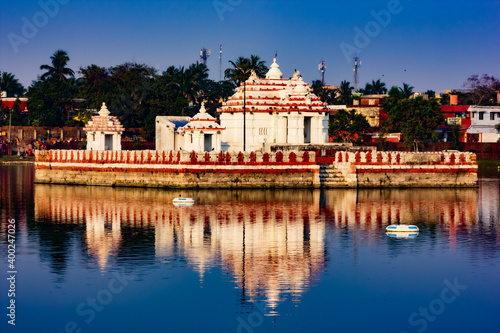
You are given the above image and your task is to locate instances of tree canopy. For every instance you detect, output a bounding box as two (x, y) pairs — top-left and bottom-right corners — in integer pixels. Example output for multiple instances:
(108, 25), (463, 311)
(383, 96), (444, 151)
(224, 55), (268, 86)
(329, 109), (369, 144)
(463, 74), (500, 105)
(0, 72), (25, 97)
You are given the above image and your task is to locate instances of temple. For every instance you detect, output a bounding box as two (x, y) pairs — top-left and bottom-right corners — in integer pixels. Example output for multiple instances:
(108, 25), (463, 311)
(218, 58), (330, 152)
(83, 102), (124, 151)
(156, 58), (331, 153)
(156, 102), (225, 152)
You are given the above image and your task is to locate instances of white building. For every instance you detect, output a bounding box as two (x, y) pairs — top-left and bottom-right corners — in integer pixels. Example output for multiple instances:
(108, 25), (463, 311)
(217, 58), (330, 152)
(83, 102), (123, 151)
(467, 106), (500, 142)
(156, 102), (225, 152)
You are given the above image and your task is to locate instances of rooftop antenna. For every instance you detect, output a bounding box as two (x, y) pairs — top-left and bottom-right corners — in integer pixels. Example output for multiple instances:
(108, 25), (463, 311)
(200, 48), (211, 66)
(219, 43), (222, 81)
(353, 56), (361, 91)
(318, 59), (326, 85)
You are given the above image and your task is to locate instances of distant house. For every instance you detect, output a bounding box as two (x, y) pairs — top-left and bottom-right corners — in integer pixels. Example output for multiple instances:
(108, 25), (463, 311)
(348, 94), (388, 128)
(439, 105), (471, 142)
(467, 106), (500, 143)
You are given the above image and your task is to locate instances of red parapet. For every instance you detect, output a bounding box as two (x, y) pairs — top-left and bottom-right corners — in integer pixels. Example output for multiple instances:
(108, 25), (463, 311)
(276, 151), (283, 163)
(289, 151), (297, 163)
(302, 151), (310, 163)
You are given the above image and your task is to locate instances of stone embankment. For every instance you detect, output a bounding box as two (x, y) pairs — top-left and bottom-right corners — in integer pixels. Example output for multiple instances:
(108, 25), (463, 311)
(34, 149), (478, 188)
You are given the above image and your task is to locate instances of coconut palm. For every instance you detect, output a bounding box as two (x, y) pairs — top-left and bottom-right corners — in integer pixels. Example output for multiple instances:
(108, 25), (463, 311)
(0, 72), (24, 97)
(40, 50), (75, 82)
(224, 55), (268, 86)
(371, 79), (387, 94)
(399, 83), (414, 98)
(336, 80), (354, 105)
(176, 62), (209, 106)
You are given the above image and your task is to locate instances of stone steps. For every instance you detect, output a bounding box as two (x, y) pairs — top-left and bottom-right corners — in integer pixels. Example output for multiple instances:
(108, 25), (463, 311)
(319, 164), (349, 187)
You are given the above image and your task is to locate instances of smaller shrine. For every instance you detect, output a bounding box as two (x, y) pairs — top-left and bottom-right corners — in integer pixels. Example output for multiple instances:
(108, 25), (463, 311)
(83, 102), (124, 151)
(155, 102), (225, 152)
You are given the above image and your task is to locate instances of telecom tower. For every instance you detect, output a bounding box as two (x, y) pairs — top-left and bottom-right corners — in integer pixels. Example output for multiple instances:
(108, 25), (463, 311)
(200, 48), (211, 66)
(318, 59), (326, 85)
(219, 43), (222, 81)
(353, 56), (361, 92)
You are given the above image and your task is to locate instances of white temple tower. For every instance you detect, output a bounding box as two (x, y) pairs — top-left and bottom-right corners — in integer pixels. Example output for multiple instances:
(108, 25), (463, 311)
(83, 102), (124, 151)
(217, 58), (329, 152)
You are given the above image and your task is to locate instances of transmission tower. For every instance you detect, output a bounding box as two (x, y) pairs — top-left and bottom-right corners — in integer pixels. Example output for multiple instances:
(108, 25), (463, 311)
(200, 48), (211, 66)
(318, 59), (326, 85)
(219, 43), (222, 81)
(353, 56), (361, 92)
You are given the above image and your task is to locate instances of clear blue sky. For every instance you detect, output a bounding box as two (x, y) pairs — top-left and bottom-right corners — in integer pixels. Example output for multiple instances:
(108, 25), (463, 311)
(1, 0), (499, 93)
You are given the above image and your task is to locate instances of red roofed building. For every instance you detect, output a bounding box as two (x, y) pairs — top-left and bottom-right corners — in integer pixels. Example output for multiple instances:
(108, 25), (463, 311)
(439, 105), (471, 142)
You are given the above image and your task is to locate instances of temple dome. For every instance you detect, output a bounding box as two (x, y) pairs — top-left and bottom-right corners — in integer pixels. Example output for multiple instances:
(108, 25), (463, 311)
(265, 58), (283, 80)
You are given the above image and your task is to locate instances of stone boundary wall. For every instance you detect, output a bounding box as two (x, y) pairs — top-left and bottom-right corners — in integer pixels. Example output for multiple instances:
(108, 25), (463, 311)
(36, 150), (317, 166)
(329, 150), (478, 188)
(34, 149), (478, 188)
(35, 150), (320, 188)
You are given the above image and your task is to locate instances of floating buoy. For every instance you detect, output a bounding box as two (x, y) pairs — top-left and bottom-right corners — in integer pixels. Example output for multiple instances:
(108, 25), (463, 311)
(173, 197), (195, 207)
(386, 225), (419, 232)
(385, 225), (419, 238)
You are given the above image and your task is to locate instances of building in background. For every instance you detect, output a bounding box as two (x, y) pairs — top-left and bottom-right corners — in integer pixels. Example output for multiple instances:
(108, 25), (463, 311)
(467, 106), (500, 143)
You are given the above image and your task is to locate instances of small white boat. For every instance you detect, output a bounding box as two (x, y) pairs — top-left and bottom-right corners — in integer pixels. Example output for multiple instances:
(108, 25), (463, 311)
(172, 197), (195, 207)
(386, 224), (419, 232)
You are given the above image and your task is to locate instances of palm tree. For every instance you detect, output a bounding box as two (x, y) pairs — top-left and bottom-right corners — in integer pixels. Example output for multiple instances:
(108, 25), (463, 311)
(399, 83), (414, 98)
(224, 55), (268, 86)
(0, 72), (24, 97)
(336, 80), (354, 105)
(40, 50), (75, 82)
(371, 79), (387, 94)
(166, 62), (209, 107)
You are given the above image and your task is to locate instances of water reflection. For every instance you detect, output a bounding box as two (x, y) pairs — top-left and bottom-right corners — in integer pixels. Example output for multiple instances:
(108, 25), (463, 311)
(31, 181), (500, 310)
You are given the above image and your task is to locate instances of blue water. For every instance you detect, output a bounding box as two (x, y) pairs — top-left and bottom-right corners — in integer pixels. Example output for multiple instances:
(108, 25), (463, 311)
(1, 165), (499, 333)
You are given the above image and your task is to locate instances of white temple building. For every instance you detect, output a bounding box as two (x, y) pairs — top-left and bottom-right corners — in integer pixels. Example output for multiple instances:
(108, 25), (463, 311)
(83, 102), (124, 151)
(155, 58), (330, 153)
(156, 102), (225, 152)
(218, 58), (330, 152)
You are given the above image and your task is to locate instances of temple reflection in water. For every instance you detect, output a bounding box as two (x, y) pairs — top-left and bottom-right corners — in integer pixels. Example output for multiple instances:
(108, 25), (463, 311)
(33, 183), (491, 309)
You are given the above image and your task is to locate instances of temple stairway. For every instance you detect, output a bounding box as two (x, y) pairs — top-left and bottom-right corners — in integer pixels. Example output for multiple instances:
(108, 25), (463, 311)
(318, 164), (349, 188)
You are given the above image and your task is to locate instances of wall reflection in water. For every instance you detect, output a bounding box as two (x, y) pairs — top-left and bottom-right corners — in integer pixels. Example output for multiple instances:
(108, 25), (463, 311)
(34, 186), (326, 309)
(33, 183), (494, 309)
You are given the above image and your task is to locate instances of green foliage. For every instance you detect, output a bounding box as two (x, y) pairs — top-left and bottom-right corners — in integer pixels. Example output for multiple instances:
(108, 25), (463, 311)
(310, 80), (337, 104)
(495, 123), (500, 132)
(224, 55), (268, 86)
(329, 109), (370, 144)
(450, 124), (463, 151)
(384, 97), (444, 151)
(336, 81), (353, 105)
(0, 72), (25, 97)
(363, 79), (387, 95)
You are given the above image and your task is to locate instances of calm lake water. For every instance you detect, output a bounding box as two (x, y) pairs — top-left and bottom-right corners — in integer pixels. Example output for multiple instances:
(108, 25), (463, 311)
(1, 165), (499, 333)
